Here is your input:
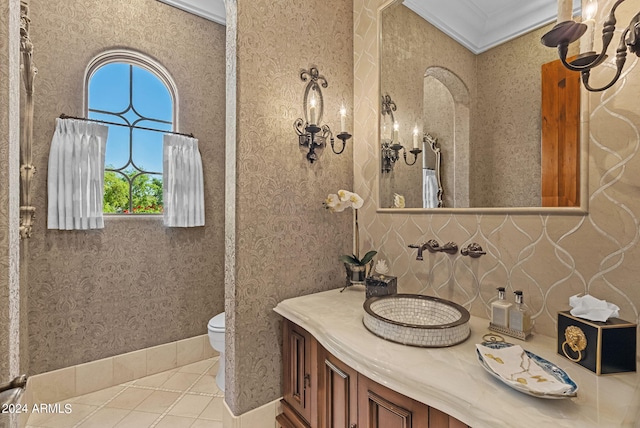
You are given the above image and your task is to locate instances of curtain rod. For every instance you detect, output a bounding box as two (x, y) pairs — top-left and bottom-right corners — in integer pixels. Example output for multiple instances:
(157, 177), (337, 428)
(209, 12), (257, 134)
(59, 114), (194, 138)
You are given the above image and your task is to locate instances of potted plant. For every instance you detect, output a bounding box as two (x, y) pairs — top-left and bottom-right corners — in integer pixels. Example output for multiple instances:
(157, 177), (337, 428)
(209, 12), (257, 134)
(325, 190), (377, 289)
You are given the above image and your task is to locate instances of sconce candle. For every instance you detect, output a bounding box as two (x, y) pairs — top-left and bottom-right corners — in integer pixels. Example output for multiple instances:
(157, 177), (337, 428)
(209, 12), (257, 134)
(309, 95), (317, 125)
(413, 126), (419, 149)
(557, 0), (573, 23)
(340, 105), (347, 133)
(393, 122), (399, 144)
(581, 0), (598, 53)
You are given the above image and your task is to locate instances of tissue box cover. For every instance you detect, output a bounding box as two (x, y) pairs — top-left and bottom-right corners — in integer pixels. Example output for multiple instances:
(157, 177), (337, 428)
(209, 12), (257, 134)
(557, 311), (636, 375)
(365, 274), (397, 299)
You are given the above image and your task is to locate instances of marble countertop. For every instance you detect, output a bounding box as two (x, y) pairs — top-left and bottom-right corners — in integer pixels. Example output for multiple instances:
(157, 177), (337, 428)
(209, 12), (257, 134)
(274, 286), (640, 428)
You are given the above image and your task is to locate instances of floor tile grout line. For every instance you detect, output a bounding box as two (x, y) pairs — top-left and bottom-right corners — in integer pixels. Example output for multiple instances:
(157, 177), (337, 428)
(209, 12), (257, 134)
(124, 383), (217, 397)
(71, 385), (133, 428)
(148, 360), (218, 428)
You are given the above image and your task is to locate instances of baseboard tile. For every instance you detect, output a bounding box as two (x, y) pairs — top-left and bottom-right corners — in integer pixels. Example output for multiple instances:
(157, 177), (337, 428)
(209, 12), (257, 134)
(26, 334), (217, 412)
(223, 397), (282, 428)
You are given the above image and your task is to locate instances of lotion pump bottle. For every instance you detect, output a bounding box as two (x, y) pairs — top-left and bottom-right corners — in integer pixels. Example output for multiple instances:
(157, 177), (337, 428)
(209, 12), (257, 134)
(509, 290), (532, 333)
(491, 287), (512, 328)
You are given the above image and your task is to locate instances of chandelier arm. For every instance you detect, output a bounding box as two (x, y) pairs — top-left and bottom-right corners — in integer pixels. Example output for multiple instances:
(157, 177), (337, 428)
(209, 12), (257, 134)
(558, 1), (625, 73)
(402, 148), (418, 166)
(582, 28), (630, 92)
(331, 138), (345, 155)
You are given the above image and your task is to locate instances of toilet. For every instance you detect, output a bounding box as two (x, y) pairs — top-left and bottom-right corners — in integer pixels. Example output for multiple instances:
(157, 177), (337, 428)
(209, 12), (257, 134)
(207, 312), (225, 391)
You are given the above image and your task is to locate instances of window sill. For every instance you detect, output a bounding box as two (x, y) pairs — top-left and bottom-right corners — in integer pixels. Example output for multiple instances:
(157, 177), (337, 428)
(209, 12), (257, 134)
(103, 214), (163, 220)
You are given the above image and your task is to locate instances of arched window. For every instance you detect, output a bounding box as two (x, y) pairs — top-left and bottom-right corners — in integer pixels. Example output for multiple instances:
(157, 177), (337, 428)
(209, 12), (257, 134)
(85, 50), (178, 214)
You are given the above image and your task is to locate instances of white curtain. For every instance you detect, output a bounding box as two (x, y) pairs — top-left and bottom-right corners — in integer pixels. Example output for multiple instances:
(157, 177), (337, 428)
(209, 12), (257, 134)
(47, 118), (108, 230)
(423, 168), (439, 208)
(163, 134), (205, 227)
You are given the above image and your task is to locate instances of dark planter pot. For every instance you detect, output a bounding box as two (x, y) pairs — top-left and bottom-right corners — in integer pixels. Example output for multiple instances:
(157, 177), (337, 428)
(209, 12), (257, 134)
(344, 262), (367, 285)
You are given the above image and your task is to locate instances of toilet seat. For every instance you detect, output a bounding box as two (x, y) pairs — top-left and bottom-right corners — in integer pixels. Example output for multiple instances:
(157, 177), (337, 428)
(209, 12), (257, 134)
(208, 312), (225, 332)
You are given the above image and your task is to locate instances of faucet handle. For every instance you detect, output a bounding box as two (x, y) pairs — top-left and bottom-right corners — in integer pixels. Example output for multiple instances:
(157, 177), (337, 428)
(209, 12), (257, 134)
(461, 243), (486, 258)
(441, 242), (458, 254)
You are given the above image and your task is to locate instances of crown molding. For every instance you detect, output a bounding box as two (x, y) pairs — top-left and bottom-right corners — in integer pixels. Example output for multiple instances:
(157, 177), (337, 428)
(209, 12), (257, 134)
(403, 0), (582, 54)
(156, 0), (226, 25)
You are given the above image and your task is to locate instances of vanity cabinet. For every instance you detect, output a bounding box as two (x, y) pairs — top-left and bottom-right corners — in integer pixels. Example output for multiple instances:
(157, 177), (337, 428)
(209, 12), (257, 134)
(318, 347), (358, 428)
(357, 374), (429, 428)
(279, 320), (317, 428)
(278, 319), (471, 428)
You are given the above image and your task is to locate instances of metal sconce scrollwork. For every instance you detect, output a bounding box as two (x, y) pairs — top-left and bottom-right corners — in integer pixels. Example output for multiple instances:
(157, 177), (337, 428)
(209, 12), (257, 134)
(541, 0), (640, 92)
(294, 67), (351, 163)
(380, 94), (421, 173)
(20, 1), (37, 239)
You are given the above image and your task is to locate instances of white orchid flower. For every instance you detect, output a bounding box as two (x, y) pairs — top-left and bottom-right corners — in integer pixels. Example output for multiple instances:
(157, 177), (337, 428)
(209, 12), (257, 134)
(331, 200), (350, 212)
(337, 189), (351, 202)
(325, 193), (340, 208)
(325, 190), (362, 212)
(349, 192), (364, 209)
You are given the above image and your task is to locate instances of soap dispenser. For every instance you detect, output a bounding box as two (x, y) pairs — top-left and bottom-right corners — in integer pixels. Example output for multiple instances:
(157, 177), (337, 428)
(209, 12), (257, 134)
(491, 287), (512, 328)
(509, 290), (532, 334)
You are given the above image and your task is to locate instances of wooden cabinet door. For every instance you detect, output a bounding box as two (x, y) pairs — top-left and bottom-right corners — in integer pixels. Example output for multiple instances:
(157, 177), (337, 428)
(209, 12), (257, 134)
(428, 407), (470, 428)
(357, 375), (429, 428)
(318, 350), (358, 428)
(283, 320), (314, 425)
(541, 57), (580, 207)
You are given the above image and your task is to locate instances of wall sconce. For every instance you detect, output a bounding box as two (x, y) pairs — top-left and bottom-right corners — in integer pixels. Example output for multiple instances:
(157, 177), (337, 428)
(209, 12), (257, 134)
(293, 67), (351, 163)
(380, 94), (422, 173)
(541, 0), (640, 92)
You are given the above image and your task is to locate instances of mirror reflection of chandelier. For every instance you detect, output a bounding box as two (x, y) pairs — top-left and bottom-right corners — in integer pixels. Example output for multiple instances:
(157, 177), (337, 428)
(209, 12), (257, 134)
(380, 94), (422, 173)
(541, 0), (640, 92)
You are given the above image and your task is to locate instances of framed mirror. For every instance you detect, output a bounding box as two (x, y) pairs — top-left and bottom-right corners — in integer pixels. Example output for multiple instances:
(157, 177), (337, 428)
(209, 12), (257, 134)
(377, 0), (588, 214)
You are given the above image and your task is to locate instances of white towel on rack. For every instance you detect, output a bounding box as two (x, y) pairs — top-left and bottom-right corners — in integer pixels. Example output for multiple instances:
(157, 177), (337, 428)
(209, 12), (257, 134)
(163, 134), (205, 227)
(423, 169), (438, 208)
(47, 118), (108, 230)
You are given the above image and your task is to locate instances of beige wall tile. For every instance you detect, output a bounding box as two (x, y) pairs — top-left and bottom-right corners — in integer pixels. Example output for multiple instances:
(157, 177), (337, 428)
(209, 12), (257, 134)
(146, 343), (177, 376)
(75, 358), (114, 397)
(177, 336), (205, 367)
(238, 399), (278, 428)
(28, 366), (76, 404)
(113, 349), (147, 385)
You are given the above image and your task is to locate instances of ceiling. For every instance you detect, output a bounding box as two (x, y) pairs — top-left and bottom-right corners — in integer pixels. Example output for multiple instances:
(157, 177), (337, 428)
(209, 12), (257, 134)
(158, 0), (582, 54)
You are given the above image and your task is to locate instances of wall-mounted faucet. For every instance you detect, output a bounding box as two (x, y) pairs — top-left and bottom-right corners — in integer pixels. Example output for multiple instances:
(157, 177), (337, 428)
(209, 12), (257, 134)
(461, 243), (486, 258)
(408, 240), (458, 260)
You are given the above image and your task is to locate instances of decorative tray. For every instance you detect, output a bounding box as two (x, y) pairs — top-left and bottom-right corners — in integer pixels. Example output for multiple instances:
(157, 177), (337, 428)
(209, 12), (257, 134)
(476, 341), (578, 399)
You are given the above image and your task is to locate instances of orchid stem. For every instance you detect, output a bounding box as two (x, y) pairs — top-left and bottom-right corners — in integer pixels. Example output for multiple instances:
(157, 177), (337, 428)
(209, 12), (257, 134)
(354, 208), (360, 260)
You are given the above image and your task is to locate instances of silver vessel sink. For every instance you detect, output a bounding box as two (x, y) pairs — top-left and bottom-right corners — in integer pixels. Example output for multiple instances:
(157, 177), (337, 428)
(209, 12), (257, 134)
(363, 294), (471, 347)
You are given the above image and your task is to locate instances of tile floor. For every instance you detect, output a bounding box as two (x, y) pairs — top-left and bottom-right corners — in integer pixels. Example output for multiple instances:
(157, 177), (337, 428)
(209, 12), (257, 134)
(26, 357), (223, 428)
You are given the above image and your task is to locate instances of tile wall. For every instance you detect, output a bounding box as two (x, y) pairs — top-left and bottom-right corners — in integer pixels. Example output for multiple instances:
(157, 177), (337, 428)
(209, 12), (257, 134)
(354, 0), (640, 350)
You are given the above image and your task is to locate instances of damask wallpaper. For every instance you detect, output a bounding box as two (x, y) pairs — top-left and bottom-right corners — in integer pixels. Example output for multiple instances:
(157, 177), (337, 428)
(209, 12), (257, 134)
(226, 0), (354, 415)
(25, 0), (226, 375)
(355, 0), (640, 353)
